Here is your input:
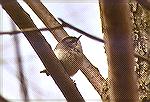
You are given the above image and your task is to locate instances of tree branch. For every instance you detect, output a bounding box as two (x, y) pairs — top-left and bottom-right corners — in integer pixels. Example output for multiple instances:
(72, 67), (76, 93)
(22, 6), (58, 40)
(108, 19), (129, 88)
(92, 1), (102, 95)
(0, 0), (84, 101)
(23, 0), (69, 42)
(58, 18), (105, 43)
(100, 0), (138, 101)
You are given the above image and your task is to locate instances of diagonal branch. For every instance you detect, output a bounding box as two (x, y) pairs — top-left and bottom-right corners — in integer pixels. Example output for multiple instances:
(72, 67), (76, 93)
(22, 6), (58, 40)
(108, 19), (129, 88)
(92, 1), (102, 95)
(58, 18), (105, 43)
(16, 0), (107, 99)
(23, 0), (69, 42)
(0, 0), (84, 101)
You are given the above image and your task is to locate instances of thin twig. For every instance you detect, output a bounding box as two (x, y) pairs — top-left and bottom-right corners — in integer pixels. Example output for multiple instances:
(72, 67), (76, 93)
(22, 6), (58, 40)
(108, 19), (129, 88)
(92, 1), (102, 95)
(0, 27), (52, 35)
(0, 18), (105, 43)
(58, 18), (105, 43)
(12, 22), (29, 102)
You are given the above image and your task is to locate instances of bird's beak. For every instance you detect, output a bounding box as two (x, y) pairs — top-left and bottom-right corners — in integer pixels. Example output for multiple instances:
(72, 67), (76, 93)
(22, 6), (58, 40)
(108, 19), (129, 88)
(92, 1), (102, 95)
(77, 35), (82, 42)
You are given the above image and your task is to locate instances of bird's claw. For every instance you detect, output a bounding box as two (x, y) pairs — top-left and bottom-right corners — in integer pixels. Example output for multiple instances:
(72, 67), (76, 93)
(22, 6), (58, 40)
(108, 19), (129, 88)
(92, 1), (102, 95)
(40, 69), (50, 76)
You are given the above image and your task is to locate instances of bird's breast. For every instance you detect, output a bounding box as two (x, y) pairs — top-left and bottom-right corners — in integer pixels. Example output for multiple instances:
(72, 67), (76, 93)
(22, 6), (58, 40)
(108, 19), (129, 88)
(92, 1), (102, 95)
(54, 48), (83, 76)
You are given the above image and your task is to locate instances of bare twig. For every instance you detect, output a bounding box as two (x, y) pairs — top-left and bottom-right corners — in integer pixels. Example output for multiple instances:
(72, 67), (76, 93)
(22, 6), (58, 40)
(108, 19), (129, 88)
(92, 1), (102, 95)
(12, 22), (29, 102)
(0, 18), (105, 43)
(58, 18), (105, 43)
(0, 27), (59, 35)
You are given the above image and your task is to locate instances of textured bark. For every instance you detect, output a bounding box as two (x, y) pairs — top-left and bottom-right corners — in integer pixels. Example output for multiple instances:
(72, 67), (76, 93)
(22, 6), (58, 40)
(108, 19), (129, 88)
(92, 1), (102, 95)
(100, 1), (138, 102)
(129, 1), (150, 101)
(80, 54), (106, 98)
(99, 1), (150, 102)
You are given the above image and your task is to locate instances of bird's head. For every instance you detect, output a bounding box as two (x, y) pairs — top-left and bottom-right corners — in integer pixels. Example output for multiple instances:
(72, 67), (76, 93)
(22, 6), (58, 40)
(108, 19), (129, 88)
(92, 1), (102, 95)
(61, 35), (82, 48)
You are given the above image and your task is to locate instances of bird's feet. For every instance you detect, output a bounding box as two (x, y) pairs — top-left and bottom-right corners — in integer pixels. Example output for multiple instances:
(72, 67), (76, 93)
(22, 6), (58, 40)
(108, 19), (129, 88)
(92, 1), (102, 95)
(40, 69), (50, 76)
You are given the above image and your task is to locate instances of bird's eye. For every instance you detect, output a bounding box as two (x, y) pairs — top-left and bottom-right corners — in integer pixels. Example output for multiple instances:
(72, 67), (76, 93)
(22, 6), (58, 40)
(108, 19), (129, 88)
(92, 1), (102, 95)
(66, 39), (76, 44)
(69, 40), (75, 43)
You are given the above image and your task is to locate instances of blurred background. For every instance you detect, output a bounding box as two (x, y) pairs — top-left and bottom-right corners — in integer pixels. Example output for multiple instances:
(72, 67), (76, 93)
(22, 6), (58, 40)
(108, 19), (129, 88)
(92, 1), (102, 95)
(0, 0), (108, 102)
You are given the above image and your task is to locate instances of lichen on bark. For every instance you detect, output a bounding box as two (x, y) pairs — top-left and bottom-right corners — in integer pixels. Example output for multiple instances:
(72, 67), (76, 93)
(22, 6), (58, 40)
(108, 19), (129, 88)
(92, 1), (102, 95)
(129, 1), (150, 101)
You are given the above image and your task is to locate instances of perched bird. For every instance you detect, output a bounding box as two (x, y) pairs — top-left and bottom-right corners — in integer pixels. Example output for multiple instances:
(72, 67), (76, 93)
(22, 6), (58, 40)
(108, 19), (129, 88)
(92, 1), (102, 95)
(40, 35), (83, 76)
(54, 35), (83, 76)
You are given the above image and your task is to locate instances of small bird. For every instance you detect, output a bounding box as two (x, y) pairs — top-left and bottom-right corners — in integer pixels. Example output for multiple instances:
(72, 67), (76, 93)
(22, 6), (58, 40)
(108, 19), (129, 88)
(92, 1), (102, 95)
(40, 35), (83, 76)
(54, 35), (83, 76)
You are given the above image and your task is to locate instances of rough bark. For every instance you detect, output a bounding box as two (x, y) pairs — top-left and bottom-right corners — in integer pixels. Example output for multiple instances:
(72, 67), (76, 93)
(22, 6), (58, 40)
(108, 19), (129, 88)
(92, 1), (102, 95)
(100, 1), (138, 102)
(129, 1), (150, 101)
